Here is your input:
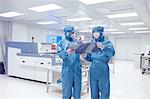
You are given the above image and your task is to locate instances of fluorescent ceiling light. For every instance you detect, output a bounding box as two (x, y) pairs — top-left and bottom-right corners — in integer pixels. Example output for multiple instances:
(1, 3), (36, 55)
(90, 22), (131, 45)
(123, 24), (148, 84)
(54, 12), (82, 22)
(128, 27), (148, 30)
(120, 22), (144, 26)
(67, 17), (92, 22)
(109, 32), (125, 34)
(37, 21), (58, 25)
(89, 24), (108, 27)
(79, 30), (91, 32)
(105, 29), (118, 32)
(0, 12), (24, 18)
(134, 31), (150, 33)
(107, 12), (138, 18)
(78, 0), (117, 5)
(28, 4), (63, 12)
(61, 26), (79, 29)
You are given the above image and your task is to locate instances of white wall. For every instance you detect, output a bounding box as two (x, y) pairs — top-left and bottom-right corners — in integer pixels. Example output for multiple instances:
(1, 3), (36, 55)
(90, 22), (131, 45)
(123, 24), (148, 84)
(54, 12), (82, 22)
(0, 21), (12, 62)
(140, 36), (150, 53)
(27, 26), (62, 43)
(11, 22), (63, 43)
(114, 37), (140, 60)
(109, 34), (150, 61)
(12, 22), (28, 42)
(0, 22), (3, 61)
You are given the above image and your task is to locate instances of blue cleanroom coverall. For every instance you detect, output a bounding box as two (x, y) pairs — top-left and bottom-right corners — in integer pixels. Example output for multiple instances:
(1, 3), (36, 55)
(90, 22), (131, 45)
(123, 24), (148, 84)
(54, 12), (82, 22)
(57, 25), (82, 99)
(85, 26), (115, 99)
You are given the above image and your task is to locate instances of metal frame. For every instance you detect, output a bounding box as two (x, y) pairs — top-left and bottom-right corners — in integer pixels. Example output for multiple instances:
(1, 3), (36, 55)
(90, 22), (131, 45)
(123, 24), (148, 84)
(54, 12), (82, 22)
(46, 65), (90, 93)
(141, 56), (150, 74)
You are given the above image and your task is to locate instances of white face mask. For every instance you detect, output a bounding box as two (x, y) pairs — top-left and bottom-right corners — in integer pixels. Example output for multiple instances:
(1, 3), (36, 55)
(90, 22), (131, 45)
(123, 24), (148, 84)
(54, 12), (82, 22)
(93, 32), (101, 39)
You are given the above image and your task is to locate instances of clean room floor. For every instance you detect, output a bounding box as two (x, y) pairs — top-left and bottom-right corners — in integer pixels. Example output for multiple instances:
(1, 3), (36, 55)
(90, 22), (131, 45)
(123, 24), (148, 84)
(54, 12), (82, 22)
(0, 60), (150, 99)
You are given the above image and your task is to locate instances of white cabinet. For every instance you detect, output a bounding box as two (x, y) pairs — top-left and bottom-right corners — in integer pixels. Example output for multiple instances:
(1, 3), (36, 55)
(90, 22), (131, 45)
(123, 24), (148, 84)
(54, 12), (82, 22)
(35, 67), (47, 82)
(18, 56), (35, 79)
(8, 47), (54, 82)
(19, 56), (35, 66)
(18, 56), (53, 82)
(8, 48), (35, 80)
(19, 65), (35, 79)
(8, 47), (21, 77)
(37, 58), (52, 68)
(34, 57), (53, 82)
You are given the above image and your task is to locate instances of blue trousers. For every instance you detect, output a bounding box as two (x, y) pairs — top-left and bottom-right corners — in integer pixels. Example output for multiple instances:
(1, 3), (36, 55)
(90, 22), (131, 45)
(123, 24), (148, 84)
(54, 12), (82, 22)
(90, 65), (110, 99)
(62, 69), (81, 99)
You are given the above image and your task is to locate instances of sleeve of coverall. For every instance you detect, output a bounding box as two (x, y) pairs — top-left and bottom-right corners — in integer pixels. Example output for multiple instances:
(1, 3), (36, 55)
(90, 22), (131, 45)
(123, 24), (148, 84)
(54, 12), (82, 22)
(57, 41), (68, 60)
(102, 41), (115, 59)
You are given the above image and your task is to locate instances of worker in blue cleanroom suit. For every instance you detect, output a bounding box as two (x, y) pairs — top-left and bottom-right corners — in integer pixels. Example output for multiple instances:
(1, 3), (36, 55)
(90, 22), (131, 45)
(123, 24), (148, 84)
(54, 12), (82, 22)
(57, 25), (82, 99)
(85, 26), (115, 99)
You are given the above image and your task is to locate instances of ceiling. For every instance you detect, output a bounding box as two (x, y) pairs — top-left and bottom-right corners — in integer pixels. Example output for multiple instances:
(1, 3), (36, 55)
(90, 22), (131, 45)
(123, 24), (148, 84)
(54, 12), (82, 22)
(0, 0), (150, 36)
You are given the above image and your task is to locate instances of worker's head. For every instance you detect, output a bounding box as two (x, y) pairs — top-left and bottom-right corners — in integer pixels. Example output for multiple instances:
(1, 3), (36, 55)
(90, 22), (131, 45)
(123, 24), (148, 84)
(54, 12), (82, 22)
(64, 25), (75, 41)
(92, 26), (104, 42)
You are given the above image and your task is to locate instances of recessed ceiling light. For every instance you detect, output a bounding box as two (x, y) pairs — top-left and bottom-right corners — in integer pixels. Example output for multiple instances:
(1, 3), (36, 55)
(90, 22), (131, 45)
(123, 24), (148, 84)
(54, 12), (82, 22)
(107, 12), (138, 19)
(88, 24), (108, 28)
(109, 32), (125, 34)
(105, 29), (118, 32)
(79, 30), (91, 32)
(134, 31), (150, 33)
(66, 17), (92, 22)
(0, 12), (24, 18)
(28, 4), (63, 12)
(128, 27), (148, 30)
(120, 22), (144, 26)
(78, 0), (117, 5)
(61, 26), (79, 29)
(37, 21), (58, 25)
